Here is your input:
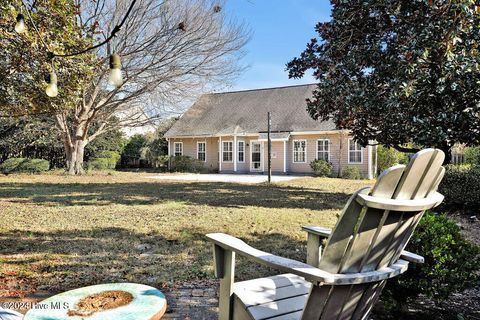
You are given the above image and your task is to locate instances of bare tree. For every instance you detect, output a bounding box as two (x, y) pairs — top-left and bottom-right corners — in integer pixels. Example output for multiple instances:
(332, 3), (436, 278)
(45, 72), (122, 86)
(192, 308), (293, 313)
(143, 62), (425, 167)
(57, 0), (248, 174)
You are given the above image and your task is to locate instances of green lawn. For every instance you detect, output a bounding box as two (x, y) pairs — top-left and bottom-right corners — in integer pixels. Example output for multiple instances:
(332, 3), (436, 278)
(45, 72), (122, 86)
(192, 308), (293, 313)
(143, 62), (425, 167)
(0, 172), (372, 296)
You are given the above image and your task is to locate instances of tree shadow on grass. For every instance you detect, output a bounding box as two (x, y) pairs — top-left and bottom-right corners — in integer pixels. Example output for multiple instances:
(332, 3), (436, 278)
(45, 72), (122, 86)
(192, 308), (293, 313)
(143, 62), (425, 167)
(0, 227), (307, 295)
(0, 181), (353, 210)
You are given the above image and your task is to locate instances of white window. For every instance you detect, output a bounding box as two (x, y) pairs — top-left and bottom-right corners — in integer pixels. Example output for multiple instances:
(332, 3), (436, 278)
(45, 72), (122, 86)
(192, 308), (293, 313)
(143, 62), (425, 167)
(293, 140), (306, 163)
(348, 139), (363, 163)
(238, 141), (245, 162)
(197, 142), (206, 162)
(222, 141), (233, 162)
(317, 139), (330, 161)
(174, 142), (183, 156)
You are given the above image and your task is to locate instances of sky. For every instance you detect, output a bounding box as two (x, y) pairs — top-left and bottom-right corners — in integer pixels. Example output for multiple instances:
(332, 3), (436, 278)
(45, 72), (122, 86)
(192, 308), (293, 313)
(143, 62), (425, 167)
(224, 0), (332, 91)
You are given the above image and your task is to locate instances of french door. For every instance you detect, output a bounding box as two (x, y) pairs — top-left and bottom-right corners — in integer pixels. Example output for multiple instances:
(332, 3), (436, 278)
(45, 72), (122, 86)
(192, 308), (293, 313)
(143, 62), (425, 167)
(250, 141), (263, 172)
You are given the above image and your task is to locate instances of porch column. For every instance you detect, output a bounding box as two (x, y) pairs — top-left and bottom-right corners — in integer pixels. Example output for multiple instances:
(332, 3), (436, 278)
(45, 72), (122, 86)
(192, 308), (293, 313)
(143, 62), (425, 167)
(283, 140), (287, 173)
(261, 142), (265, 173)
(219, 137), (222, 172)
(234, 135), (237, 172)
(167, 138), (171, 171)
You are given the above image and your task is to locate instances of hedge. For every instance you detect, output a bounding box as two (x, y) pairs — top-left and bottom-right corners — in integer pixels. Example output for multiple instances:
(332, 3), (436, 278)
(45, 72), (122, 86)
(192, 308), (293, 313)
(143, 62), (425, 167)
(310, 159), (333, 177)
(0, 158), (49, 174)
(341, 165), (362, 179)
(383, 211), (480, 311)
(87, 158), (117, 170)
(438, 164), (480, 209)
(170, 155), (207, 173)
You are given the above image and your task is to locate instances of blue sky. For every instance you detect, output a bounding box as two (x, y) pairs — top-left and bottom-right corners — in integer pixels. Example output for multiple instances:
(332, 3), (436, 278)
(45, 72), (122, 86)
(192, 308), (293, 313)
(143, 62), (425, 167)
(225, 0), (332, 91)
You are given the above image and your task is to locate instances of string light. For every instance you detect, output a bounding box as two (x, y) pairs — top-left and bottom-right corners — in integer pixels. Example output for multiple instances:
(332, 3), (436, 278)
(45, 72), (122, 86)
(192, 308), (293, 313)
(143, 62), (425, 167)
(45, 72), (58, 97)
(15, 14), (26, 33)
(108, 53), (123, 87)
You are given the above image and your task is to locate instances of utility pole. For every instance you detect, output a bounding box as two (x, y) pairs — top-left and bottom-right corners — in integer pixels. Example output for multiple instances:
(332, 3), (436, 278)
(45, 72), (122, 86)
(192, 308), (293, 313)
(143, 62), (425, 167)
(267, 112), (272, 184)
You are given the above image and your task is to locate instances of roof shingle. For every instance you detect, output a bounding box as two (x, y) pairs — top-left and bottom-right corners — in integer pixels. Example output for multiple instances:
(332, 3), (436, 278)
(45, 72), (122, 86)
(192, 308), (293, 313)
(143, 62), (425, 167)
(165, 84), (336, 137)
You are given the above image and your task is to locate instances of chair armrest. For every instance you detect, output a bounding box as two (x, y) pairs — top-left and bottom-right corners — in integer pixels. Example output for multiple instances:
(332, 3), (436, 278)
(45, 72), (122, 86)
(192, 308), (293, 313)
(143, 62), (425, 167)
(302, 226), (332, 238)
(207, 233), (335, 284)
(206, 233), (411, 285)
(400, 250), (424, 264)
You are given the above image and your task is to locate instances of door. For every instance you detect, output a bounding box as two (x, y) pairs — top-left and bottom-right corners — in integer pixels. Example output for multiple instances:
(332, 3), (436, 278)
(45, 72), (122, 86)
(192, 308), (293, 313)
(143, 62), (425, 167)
(250, 141), (263, 172)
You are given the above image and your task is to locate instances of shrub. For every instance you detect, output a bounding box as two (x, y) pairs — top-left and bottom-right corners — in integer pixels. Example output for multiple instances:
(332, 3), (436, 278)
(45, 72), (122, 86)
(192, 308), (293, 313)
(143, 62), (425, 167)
(439, 164), (480, 209)
(341, 165), (361, 179)
(95, 151), (121, 163)
(377, 145), (409, 173)
(170, 155), (207, 173)
(0, 158), (27, 174)
(0, 158), (49, 174)
(383, 211), (480, 311)
(87, 158), (117, 170)
(464, 146), (480, 166)
(310, 159), (333, 177)
(18, 159), (49, 173)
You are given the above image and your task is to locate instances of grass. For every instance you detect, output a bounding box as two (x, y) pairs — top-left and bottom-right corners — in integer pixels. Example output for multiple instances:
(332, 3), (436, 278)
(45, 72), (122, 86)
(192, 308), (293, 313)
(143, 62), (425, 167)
(0, 172), (372, 296)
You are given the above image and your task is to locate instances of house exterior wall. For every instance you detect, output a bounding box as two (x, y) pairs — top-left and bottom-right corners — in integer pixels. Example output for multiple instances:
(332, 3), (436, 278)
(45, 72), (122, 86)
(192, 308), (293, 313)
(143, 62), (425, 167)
(169, 132), (372, 178)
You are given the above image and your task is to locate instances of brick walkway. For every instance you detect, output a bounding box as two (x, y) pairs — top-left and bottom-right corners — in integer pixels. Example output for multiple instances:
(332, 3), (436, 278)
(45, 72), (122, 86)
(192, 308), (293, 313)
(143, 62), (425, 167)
(2, 282), (220, 319)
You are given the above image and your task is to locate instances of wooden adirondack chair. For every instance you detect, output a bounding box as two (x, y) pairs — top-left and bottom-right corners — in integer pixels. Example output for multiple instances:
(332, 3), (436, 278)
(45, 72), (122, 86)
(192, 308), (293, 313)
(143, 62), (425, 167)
(206, 148), (446, 320)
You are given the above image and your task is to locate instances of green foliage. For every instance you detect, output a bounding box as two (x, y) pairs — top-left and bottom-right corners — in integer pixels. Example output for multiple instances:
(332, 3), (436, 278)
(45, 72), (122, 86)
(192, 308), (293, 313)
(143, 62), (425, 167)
(0, 158), (26, 174)
(341, 166), (361, 179)
(438, 164), (480, 209)
(310, 159), (333, 177)
(121, 134), (148, 167)
(84, 125), (127, 163)
(287, 1), (480, 154)
(170, 156), (207, 173)
(464, 146), (480, 166)
(0, 0), (97, 116)
(377, 145), (409, 173)
(87, 158), (117, 171)
(0, 157), (49, 174)
(0, 116), (64, 167)
(383, 211), (480, 310)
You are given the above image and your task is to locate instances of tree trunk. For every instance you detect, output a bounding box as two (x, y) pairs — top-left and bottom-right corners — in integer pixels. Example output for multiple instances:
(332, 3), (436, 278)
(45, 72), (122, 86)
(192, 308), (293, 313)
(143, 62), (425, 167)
(65, 139), (86, 175)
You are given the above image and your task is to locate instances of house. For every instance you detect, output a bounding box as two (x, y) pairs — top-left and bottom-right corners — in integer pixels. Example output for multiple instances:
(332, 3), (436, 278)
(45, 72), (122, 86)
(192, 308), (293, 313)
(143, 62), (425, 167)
(164, 84), (377, 178)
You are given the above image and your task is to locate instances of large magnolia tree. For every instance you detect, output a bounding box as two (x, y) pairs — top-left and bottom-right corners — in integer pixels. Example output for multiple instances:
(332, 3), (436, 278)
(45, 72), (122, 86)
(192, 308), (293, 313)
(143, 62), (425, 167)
(1, 0), (248, 174)
(287, 0), (480, 163)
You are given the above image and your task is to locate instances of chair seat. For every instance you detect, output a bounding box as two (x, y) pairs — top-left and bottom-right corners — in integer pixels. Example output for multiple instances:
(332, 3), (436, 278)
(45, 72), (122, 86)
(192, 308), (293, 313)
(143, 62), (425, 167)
(233, 274), (312, 320)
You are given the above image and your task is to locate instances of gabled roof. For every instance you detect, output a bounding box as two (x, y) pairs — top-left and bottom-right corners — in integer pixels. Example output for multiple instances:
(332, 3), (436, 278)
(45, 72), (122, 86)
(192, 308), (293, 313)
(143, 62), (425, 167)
(165, 84), (337, 138)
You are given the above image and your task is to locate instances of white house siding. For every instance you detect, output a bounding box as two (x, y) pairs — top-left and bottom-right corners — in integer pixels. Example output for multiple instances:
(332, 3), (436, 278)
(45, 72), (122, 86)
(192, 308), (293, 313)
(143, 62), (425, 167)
(169, 133), (371, 177)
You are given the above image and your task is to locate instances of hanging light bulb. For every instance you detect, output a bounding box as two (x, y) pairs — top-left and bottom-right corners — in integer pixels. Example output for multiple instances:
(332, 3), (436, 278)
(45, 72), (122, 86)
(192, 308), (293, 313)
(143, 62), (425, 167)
(15, 14), (26, 33)
(45, 72), (58, 97)
(108, 53), (123, 87)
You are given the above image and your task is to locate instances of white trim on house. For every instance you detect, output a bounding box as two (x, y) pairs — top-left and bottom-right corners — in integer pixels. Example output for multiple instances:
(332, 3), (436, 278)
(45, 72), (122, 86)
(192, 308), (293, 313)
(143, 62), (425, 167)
(233, 136), (237, 171)
(292, 139), (307, 163)
(283, 140), (287, 173)
(174, 142), (183, 156)
(222, 140), (233, 163)
(219, 137), (222, 171)
(167, 139), (171, 157)
(348, 138), (363, 164)
(316, 139), (330, 162)
(250, 140), (263, 172)
(197, 141), (207, 162)
(237, 140), (245, 163)
(290, 130), (346, 136)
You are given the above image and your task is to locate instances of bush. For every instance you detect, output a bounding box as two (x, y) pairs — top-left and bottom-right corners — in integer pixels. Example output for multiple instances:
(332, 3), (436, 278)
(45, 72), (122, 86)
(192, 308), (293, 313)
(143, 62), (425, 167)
(18, 159), (50, 173)
(341, 165), (361, 179)
(87, 158), (117, 170)
(170, 155), (207, 173)
(377, 145), (409, 173)
(383, 211), (480, 311)
(0, 158), (49, 174)
(310, 159), (333, 177)
(464, 146), (480, 166)
(95, 151), (121, 163)
(439, 164), (480, 209)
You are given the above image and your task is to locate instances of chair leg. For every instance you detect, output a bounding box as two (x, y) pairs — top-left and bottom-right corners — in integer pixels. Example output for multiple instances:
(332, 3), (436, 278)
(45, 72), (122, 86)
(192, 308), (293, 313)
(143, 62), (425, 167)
(214, 244), (236, 320)
(306, 233), (322, 267)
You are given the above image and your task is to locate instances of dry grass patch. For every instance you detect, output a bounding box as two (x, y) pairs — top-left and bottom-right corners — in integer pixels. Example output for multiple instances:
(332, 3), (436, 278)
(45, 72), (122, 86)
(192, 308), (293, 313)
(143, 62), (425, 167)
(0, 172), (372, 295)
